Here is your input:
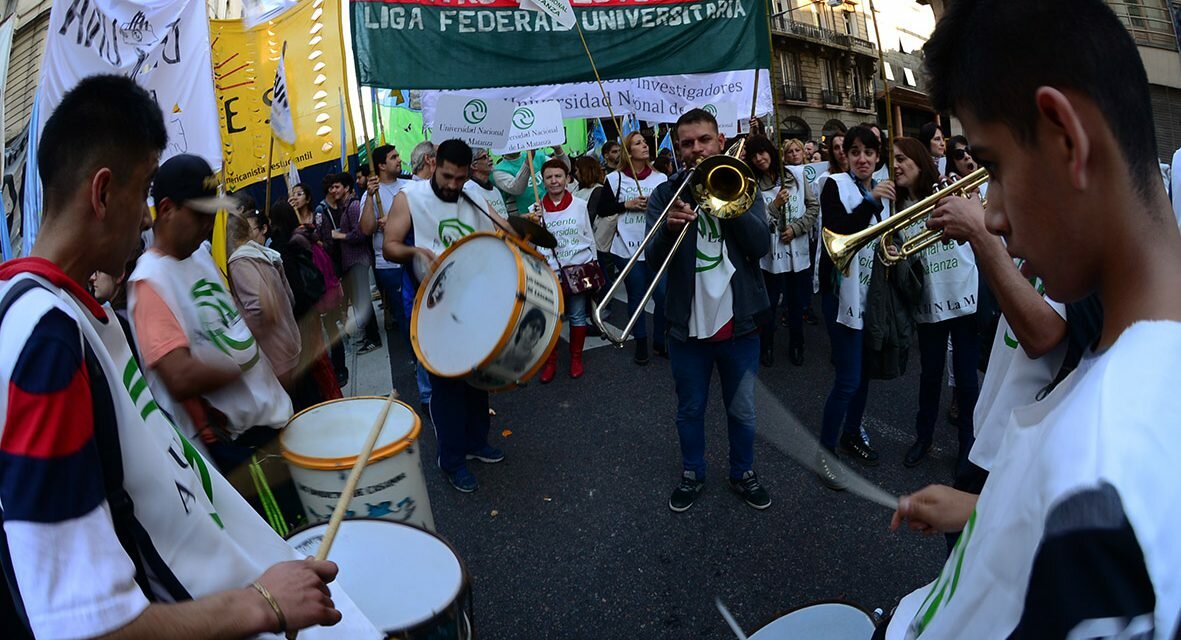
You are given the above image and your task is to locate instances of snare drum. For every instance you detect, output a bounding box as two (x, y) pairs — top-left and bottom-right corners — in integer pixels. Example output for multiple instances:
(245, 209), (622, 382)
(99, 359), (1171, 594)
(749, 600), (876, 639)
(287, 518), (473, 639)
(412, 231), (563, 391)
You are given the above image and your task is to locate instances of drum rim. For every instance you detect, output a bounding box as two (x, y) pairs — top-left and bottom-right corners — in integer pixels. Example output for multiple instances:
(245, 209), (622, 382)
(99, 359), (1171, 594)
(751, 598), (876, 634)
(279, 397), (423, 470)
(284, 517), (473, 631)
(410, 230), (564, 390)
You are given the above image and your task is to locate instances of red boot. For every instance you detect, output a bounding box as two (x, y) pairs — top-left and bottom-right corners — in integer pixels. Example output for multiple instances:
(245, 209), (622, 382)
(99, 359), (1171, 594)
(569, 325), (588, 379)
(539, 349), (558, 383)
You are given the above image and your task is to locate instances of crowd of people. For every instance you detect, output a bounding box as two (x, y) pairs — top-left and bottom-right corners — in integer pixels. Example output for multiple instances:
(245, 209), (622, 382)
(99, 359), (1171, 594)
(1, 0), (1179, 637)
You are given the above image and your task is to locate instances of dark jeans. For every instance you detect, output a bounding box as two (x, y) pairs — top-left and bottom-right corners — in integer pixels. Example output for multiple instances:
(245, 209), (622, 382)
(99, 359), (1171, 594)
(820, 293), (870, 451)
(762, 270), (810, 341)
(612, 255), (666, 346)
(375, 267), (409, 387)
(915, 316), (980, 470)
(427, 375), (491, 473)
(344, 263), (382, 347)
(322, 306), (347, 379)
(667, 332), (759, 480)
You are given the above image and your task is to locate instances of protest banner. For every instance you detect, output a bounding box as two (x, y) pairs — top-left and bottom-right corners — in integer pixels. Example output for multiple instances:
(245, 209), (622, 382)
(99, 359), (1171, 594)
(688, 100), (739, 137)
(212, 0), (356, 190)
(351, 0), (769, 90)
(495, 101), (566, 155)
(431, 95), (514, 149)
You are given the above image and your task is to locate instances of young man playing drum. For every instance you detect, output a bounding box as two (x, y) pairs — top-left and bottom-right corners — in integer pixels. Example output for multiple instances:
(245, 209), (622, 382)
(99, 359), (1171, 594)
(883, 1), (1181, 637)
(646, 109), (773, 513)
(0, 76), (378, 639)
(383, 139), (509, 493)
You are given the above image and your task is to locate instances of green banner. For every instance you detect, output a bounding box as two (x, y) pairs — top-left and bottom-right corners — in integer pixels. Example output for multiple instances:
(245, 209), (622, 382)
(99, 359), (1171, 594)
(351, 0), (769, 90)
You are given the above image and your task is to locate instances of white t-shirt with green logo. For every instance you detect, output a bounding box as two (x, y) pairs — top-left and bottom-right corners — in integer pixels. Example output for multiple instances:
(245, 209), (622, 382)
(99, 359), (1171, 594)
(900, 214), (979, 324)
(402, 179), (493, 256)
(688, 214), (735, 339)
(607, 170), (668, 262)
(760, 166), (811, 275)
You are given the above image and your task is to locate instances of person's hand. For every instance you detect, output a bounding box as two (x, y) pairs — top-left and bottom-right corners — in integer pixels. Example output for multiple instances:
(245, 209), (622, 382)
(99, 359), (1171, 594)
(772, 188), (789, 209)
(252, 559), (342, 633)
(779, 226), (795, 242)
(411, 247), (438, 283)
(890, 484), (978, 535)
(331, 230), (346, 241)
(928, 194), (988, 244)
(366, 176), (379, 196)
(882, 243), (901, 259)
(748, 117), (762, 135)
(552, 145), (565, 156)
(626, 196), (648, 211)
(665, 199), (696, 232)
(872, 180), (896, 203)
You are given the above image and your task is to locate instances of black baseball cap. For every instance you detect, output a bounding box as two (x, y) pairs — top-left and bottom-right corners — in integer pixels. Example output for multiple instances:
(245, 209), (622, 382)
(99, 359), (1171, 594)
(151, 154), (240, 215)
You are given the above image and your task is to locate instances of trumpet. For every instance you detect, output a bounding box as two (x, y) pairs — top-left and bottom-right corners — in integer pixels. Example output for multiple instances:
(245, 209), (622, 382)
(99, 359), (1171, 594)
(823, 167), (989, 273)
(592, 140), (758, 345)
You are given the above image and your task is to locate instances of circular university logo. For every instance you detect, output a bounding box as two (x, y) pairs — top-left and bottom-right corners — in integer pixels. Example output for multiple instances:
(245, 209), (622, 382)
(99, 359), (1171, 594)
(513, 107), (536, 130)
(463, 99), (488, 125)
(804, 165), (817, 182)
(702, 104), (718, 116)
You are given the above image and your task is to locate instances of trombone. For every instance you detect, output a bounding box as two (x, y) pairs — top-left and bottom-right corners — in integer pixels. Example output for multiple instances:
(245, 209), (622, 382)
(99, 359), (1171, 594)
(823, 167), (989, 273)
(592, 140), (759, 345)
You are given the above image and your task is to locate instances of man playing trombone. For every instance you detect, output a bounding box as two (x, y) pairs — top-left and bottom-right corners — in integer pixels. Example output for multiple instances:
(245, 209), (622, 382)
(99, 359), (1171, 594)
(645, 108), (772, 513)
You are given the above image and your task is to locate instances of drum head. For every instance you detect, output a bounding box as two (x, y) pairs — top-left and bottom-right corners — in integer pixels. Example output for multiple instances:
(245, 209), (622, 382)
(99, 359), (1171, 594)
(414, 234), (521, 377)
(749, 601), (875, 639)
(281, 397), (419, 470)
(287, 519), (465, 632)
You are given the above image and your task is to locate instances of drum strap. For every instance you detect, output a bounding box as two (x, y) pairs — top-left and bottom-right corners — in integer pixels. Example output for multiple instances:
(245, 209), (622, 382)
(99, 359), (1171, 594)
(0, 279), (190, 637)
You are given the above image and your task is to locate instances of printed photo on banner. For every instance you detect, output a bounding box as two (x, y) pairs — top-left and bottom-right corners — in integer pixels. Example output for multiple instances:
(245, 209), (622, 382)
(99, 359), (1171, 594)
(494, 101), (566, 155)
(431, 94), (513, 149)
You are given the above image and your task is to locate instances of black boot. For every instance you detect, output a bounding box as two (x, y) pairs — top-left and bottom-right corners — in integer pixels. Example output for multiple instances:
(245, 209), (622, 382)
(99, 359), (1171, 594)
(634, 338), (650, 365)
(760, 331), (774, 367)
(789, 328), (804, 366)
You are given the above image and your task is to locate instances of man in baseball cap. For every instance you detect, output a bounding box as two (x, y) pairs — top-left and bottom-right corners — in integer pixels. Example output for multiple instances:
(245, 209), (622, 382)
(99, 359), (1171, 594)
(152, 153), (241, 214)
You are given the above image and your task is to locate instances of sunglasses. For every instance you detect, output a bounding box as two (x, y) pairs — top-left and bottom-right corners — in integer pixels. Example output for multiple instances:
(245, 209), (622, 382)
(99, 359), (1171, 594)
(950, 148), (973, 161)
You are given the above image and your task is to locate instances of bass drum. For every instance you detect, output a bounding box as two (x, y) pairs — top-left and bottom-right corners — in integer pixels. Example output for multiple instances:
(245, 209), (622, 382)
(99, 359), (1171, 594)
(412, 231), (563, 391)
(749, 600), (876, 639)
(287, 518), (474, 639)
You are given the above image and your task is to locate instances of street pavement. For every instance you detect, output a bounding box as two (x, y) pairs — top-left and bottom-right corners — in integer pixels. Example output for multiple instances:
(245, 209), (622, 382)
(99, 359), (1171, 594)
(333, 293), (963, 639)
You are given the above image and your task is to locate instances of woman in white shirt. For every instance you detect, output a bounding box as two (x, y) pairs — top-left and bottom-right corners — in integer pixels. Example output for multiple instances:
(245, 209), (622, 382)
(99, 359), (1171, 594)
(532, 159), (598, 383)
(605, 132), (669, 365)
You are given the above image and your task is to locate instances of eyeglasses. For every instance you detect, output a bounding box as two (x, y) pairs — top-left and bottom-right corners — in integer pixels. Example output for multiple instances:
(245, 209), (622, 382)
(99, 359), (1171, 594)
(950, 147), (972, 161)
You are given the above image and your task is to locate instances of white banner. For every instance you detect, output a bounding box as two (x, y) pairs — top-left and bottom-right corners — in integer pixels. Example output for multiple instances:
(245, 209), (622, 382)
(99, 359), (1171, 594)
(687, 100), (739, 137)
(421, 69), (772, 127)
(519, 0), (575, 30)
(242, 0), (298, 29)
(270, 50), (296, 146)
(495, 101), (565, 154)
(431, 94), (513, 149)
(35, 0), (221, 169)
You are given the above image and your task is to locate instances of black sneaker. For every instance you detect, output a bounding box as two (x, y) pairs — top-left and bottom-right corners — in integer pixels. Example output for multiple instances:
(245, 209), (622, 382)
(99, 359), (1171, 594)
(729, 471), (771, 510)
(358, 341), (381, 355)
(634, 339), (650, 365)
(840, 432), (880, 466)
(904, 439), (932, 467)
(669, 471), (704, 512)
(815, 451), (847, 491)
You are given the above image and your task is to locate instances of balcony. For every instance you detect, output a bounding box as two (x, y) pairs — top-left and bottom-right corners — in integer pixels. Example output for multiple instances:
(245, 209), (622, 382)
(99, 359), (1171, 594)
(771, 17), (877, 56)
(780, 83), (808, 102)
(851, 93), (873, 110)
(1107, 1), (1177, 50)
(821, 89), (844, 106)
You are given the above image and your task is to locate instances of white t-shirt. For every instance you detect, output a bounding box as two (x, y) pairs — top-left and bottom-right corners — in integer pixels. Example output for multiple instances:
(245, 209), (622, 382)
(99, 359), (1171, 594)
(900, 214), (979, 324)
(402, 179), (494, 256)
(606, 170), (668, 261)
(539, 194), (596, 272)
(0, 272), (378, 639)
(688, 213), (735, 338)
(760, 167), (811, 275)
(464, 179), (509, 220)
(829, 173), (891, 330)
(361, 179), (408, 270)
(889, 321), (1181, 639)
(970, 284), (1067, 471)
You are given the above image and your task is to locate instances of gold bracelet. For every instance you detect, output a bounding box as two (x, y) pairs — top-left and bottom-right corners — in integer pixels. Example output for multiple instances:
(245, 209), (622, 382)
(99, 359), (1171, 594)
(251, 581), (287, 634)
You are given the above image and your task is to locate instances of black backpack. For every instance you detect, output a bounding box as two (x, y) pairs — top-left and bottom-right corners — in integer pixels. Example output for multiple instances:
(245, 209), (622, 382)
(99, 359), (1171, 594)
(279, 244), (326, 319)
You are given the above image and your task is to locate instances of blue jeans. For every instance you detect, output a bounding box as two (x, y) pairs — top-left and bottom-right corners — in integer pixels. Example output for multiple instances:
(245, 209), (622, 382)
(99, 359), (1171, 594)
(915, 316), (980, 466)
(345, 264), (382, 346)
(427, 375), (491, 473)
(403, 270), (432, 405)
(668, 332), (759, 480)
(762, 270), (809, 337)
(375, 267), (410, 387)
(565, 291), (590, 327)
(612, 255), (666, 346)
(820, 293), (870, 451)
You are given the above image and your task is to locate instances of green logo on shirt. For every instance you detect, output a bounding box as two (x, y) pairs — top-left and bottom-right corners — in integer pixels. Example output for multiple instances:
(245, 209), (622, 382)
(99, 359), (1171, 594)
(695, 215), (723, 272)
(804, 165), (817, 182)
(439, 218), (476, 248)
(911, 509), (978, 636)
(191, 279), (259, 370)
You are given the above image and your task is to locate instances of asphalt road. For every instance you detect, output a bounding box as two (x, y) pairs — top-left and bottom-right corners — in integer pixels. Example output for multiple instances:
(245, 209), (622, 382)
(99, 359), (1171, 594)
(331, 292), (962, 639)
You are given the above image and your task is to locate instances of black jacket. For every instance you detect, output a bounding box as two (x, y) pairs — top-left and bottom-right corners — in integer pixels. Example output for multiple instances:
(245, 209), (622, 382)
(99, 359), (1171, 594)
(645, 169), (771, 342)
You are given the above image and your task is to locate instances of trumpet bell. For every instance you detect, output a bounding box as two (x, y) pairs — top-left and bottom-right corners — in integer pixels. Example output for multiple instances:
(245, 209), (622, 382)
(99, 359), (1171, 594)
(691, 154), (758, 220)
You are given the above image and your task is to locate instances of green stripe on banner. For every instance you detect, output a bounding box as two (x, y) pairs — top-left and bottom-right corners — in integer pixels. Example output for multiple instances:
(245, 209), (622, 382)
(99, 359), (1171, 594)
(377, 105), (588, 163)
(351, 0), (769, 90)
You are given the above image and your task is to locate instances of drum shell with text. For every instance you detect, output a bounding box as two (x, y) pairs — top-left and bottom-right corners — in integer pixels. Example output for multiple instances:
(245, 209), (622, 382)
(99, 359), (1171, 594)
(412, 231), (563, 391)
(749, 600), (876, 639)
(287, 518), (474, 639)
(280, 397), (435, 531)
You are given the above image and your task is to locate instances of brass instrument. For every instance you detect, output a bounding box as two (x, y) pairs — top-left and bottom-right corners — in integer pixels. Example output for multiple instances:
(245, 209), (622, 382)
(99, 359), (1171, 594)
(822, 167), (989, 273)
(592, 140), (758, 345)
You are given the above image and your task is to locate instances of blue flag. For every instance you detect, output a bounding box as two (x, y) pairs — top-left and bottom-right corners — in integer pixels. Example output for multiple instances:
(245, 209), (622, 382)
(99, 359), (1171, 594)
(22, 96), (42, 257)
(621, 114), (639, 138)
(339, 88), (349, 173)
(658, 130), (673, 155)
(589, 119), (607, 158)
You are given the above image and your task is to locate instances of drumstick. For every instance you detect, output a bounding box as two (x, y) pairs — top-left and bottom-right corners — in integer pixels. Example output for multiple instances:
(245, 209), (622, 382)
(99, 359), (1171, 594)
(287, 390), (398, 639)
(752, 377), (899, 511)
(715, 598), (749, 640)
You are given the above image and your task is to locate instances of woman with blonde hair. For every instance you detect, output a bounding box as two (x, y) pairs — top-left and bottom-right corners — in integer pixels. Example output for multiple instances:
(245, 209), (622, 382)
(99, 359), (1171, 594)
(781, 138), (806, 167)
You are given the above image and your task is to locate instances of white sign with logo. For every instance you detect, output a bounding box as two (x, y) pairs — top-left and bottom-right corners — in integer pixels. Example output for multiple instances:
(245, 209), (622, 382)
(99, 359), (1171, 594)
(519, 0), (575, 29)
(494, 100), (566, 155)
(431, 94), (514, 149)
(687, 101), (738, 137)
